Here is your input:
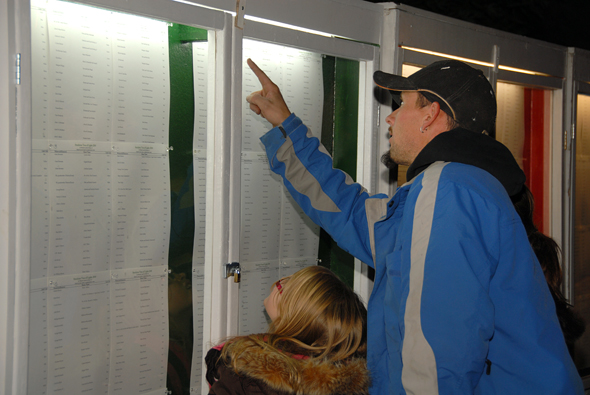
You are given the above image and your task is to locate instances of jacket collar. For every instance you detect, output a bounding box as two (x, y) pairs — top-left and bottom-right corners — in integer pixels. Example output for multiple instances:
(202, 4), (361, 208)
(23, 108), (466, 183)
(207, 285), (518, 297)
(406, 128), (525, 196)
(230, 344), (370, 395)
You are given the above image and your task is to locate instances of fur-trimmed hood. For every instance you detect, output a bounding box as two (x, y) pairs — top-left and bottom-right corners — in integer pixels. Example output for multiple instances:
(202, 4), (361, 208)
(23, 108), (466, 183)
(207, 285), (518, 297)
(206, 343), (370, 395)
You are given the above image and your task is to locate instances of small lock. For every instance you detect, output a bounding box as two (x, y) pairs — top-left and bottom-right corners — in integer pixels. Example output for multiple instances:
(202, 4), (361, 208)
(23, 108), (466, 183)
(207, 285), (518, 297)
(225, 262), (241, 283)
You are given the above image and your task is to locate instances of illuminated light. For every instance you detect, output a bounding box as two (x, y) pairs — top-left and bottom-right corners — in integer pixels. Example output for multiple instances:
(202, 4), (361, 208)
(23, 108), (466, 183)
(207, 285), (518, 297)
(244, 15), (334, 38)
(172, 1), (336, 38)
(171, 0), (236, 15)
(399, 46), (555, 77)
(497, 65), (551, 76)
(400, 46), (493, 67)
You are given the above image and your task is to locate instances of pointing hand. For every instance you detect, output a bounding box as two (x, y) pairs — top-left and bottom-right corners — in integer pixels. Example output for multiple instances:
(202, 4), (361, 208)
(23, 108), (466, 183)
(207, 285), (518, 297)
(246, 58), (292, 127)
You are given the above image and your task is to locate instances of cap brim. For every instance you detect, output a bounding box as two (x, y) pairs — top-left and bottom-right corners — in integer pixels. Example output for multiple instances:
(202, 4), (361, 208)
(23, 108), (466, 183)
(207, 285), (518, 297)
(373, 70), (416, 91)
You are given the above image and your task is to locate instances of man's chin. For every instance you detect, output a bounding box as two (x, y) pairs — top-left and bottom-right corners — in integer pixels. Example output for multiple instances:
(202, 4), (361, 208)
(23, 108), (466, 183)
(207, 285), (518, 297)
(381, 151), (397, 170)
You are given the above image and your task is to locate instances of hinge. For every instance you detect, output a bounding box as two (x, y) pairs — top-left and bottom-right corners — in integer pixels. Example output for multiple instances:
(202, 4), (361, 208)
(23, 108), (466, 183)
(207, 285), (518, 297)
(235, 0), (246, 29)
(16, 53), (21, 85)
(564, 129), (567, 151)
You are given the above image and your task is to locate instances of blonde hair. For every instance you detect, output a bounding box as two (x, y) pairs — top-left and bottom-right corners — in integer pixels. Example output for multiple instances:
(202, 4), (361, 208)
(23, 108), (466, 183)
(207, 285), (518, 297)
(222, 266), (367, 367)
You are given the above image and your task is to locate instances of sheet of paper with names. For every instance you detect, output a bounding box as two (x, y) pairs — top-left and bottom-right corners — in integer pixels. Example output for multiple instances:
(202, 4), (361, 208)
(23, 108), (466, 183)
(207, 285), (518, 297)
(239, 40), (323, 335)
(29, 1), (170, 394)
(189, 40), (208, 393)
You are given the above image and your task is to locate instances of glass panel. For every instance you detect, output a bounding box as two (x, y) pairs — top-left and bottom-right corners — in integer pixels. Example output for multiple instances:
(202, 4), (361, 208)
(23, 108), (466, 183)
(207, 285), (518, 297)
(238, 39), (359, 335)
(28, 1), (208, 394)
(496, 83), (552, 233)
(574, 93), (590, 373)
(319, 56), (360, 287)
(168, 26), (209, 395)
(496, 83), (526, 167)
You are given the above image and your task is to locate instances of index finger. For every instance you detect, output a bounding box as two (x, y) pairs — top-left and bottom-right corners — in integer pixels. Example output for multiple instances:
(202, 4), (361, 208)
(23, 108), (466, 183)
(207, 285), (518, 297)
(247, 58), (275, 88)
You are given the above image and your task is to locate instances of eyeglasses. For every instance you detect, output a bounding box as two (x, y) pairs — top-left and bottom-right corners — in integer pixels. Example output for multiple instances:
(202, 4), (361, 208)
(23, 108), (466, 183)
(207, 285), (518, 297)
(273, 277), (289, 294)
(274, 279), (284, 294)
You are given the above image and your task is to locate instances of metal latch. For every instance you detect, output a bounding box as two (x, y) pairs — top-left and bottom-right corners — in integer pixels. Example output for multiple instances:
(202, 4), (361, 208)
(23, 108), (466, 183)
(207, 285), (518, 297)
(225, 262), (241, 283)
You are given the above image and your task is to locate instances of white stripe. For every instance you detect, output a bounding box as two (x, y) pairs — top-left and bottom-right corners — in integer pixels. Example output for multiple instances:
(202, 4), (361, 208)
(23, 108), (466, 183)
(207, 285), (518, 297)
(276, 136), (341, 213)
(401, 161), (448, 395)
(365, 197), (391, 266)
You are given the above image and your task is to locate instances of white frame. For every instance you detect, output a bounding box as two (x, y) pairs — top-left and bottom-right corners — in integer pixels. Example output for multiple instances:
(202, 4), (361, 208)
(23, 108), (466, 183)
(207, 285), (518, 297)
(1, 0), (32, 393)
(567, 48), (590, 387)
(3, 1), (233, 394)
(2, 0), (387, 393)
(177, 0), (383, 44)
(564, 48), (590, 302)
(386, 3), (566, 78)
(380, 2), (569, 259)
(5, 0), (590, 393)
(74, 0), (227, 29)
(239, 17), (382, 313)
(245, 0), (382, 45)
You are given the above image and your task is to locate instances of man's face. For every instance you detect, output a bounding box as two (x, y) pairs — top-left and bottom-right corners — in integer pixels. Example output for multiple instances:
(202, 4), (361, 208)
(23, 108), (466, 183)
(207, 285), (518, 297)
(384, 91), (431, 167)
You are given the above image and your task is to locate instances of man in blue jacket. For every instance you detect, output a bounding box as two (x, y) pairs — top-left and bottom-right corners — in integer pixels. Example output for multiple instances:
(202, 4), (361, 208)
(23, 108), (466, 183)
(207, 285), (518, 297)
(245, 58), (583, 394)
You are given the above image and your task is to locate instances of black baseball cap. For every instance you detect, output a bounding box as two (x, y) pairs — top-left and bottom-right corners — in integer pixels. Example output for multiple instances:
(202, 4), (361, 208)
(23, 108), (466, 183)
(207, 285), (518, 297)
(373, 60), (497, 135)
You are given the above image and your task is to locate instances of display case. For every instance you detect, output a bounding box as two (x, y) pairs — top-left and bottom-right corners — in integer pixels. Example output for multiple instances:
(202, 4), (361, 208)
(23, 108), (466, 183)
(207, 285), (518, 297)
(566, 47), (590, 385)
(2, 1), (589, 394)
(1, 0), (382, 394)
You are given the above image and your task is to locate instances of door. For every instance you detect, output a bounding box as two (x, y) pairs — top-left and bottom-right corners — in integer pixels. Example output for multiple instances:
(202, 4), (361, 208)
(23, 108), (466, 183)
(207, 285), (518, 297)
(24, 0), (229, 393)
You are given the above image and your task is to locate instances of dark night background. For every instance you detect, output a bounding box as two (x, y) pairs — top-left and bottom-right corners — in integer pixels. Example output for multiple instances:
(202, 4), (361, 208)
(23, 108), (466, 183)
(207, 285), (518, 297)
(364, 0), (590, 51)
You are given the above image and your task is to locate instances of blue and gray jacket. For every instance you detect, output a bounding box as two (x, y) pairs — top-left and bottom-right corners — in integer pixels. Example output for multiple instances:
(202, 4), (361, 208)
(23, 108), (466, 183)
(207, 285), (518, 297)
(260, 113), (583, 395)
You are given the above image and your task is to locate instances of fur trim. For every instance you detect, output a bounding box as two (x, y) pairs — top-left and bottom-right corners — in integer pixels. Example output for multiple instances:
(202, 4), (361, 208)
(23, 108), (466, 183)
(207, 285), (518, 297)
(230, 344), (370, 395)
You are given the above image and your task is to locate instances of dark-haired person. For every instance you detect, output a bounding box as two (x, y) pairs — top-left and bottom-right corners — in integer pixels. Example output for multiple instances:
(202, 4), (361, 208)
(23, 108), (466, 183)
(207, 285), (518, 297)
(511, 185), (586, 355)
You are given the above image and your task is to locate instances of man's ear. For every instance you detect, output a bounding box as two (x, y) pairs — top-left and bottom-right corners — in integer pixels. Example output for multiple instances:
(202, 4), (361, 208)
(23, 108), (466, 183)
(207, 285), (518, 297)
(422, 101), (441, 130)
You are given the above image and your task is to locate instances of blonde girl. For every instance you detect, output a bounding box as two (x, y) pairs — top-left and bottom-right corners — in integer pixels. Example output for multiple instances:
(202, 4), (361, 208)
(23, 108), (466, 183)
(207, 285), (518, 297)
(205, 265), (369, 395)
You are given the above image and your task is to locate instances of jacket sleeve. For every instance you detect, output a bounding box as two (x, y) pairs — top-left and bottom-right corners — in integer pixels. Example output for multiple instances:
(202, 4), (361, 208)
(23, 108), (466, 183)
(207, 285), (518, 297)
(206, 348), (246, 395)
(260, 114), (384, 267)
(208, 365), (248, 395)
